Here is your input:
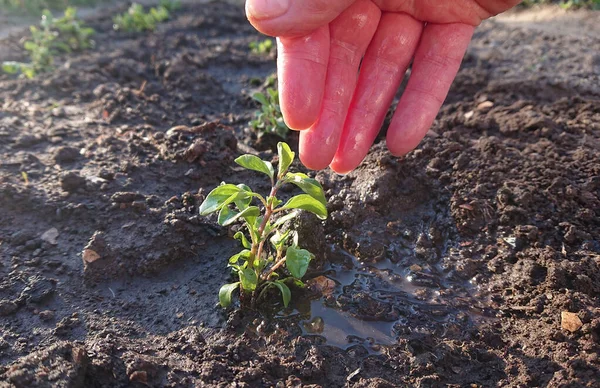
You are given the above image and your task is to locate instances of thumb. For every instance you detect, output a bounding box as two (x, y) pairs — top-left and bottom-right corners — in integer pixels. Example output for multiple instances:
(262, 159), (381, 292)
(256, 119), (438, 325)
(246, 0), (356, 37)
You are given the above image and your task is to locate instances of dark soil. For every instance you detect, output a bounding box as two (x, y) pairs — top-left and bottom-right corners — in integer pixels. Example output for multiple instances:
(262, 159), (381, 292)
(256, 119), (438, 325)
(1, 2), (599, 387)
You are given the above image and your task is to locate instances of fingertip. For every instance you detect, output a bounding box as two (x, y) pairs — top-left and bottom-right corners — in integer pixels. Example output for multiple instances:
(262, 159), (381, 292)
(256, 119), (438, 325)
(385, 134), (412, 157)
(280, 101), (319, 130)
(246, 0), (290, 21)
(277, 27), (329, 131)
(298, 130), (334, 170)
(329, 154), (359, 175)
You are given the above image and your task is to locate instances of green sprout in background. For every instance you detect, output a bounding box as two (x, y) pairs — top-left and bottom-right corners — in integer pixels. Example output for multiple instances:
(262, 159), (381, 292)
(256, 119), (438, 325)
(113, 1), (179, 33)
(199, 143), (328, 309)
(0, 0), (98, 15)
(2, 7), (94, 78)
(249, 38), (274, 55)
(250, 88), (290, 139)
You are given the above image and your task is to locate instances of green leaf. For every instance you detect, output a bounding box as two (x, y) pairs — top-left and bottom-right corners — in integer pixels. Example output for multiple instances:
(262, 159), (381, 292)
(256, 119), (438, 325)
(267, 196), (282, 208)
(219, 282), (239, 307)
(199, 184), (242, 215)
(270, 229), (291, 250)
(285, 246), (313, 279)
(253, 92), (268, 106)
(222, 206), (260, 227)
(273, 281), (291, 307)
(277, 142), (294, 177)
(234, 184), (253, 210)
(281, 194), (327, 220)
(235, 154), (274, 180)
(218, 206), (238, 226)
(234, 232), (251, 249)
(2, 62), (21, 74)
(239, 268), (258, 291)
(273, 211), (299, 228)
(24, 41), (37, 51)
(229, 249), (253, 265)
(286, 173), (327, 206)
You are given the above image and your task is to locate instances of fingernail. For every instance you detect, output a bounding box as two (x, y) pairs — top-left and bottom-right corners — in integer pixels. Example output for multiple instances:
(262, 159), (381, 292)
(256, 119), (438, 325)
(246, 0), (290, 20)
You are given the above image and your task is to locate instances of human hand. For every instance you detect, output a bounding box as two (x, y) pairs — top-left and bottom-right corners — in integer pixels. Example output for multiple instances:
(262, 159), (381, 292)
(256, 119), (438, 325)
(246, 0), (520, 173)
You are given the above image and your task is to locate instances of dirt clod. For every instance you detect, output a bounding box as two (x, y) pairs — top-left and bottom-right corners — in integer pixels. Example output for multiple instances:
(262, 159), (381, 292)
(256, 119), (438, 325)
(561, 311), (583, 332)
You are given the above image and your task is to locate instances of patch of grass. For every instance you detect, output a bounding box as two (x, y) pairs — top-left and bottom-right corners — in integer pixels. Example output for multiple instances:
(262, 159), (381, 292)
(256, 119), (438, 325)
(199, 143), (328, 309)
(113, 1), (179, 33)
(2, 7), (94, 78)
(250, 87), (290, 139)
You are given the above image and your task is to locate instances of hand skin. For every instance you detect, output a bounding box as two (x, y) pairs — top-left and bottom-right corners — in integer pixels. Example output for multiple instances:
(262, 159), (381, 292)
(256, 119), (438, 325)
(245, 0), (521, 173)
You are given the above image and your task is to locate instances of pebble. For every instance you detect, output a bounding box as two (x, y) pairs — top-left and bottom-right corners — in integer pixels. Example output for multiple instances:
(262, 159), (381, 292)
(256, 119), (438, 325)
(0, 300), (18, 316)
(60, 171), (86, 192)
(20, 276), (57, 304)
(38, 310), (55, 321)
(561, 311), (583, 332)
(53, 146), (80, 163)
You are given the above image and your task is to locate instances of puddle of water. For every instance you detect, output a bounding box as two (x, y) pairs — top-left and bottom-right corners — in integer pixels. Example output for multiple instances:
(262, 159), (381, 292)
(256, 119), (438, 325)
(285, 246), (484, 351)
(300, 301), (395, 352)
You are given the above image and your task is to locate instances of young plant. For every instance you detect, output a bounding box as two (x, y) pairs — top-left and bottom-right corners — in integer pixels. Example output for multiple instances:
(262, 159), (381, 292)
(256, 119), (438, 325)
(199, 143), (328, 308)
(112, 3), (172, 33)
(0, 1), (101, 15)
(49, 6), (96, 52)
(250, 88), (290, 139)
(249, 38), (274, 55)
(2, 7), (94, 78)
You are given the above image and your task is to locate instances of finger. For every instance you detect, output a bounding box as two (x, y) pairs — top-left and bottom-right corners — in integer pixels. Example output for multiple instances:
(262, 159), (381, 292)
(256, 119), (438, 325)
(329, 13), (423, 174)
(277, 26), (330, 130)
(246, 0), (355, 37)
(299, 0), (381, 170)
(372, 0), (518, 25)
(386, 23), (474, 156)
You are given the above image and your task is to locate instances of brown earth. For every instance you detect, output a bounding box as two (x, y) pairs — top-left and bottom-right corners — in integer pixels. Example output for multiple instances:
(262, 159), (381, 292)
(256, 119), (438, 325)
(0, 2), (599, 387)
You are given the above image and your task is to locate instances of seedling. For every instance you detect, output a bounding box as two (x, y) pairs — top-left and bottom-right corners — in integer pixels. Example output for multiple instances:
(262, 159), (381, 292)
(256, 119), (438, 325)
(0, 0), (99, 15)
(199, 143), (328, 308)
(2, 7), (94, 78)
(113, 3), (174, 33)
(250, 88), (289, 139)
(249, 38), (274, 55)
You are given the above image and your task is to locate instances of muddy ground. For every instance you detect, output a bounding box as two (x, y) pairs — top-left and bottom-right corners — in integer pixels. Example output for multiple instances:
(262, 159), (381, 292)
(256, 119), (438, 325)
(0, 1), (599, 387)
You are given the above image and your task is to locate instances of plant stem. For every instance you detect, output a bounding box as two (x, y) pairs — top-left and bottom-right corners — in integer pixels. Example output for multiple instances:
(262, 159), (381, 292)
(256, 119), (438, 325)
(262, 257), (286, 281)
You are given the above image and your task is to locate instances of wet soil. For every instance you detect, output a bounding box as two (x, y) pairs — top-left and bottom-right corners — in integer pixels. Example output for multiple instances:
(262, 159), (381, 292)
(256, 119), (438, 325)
(1, 2), (599, 387)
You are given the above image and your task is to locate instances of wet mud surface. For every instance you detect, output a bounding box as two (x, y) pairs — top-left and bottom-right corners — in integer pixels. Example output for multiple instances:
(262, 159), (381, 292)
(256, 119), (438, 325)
(1, 2), (599, 387)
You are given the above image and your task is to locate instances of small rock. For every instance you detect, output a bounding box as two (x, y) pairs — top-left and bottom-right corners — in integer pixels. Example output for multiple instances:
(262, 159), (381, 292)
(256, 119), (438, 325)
(40, 228), (59, 245)
(82, 249), (101, 263)
(111, 191), (145, 203)
(476, 101), (494, 111)
(20, 276), (57, 304)
(60, 172), (86, 192)
(15, 134), (44, 148)
(86, 176), (108, 185)
(0, 300), (18, 316)
(39, 310), (55, 321)
(184, 139), (209, 163)
(464, 111), (474, 119)
(129, 371), (148, 384)
(561, 311), (583, 332)
(307, 276), (336, 296)
(53, 146), (80, 164)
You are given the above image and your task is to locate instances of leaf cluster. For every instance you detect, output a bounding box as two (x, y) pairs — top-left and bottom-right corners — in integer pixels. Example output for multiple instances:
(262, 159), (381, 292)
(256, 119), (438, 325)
(113, 1), (178, 33)
(2, 7), (95, 79)
(250, 88), (289, 139)
(199, 143), (328, 308)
